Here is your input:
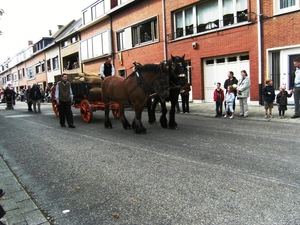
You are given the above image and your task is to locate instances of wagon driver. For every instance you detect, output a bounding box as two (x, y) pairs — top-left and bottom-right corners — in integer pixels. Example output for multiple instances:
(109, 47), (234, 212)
(100, 57), (115, 79)
(55, 74), (76, 128)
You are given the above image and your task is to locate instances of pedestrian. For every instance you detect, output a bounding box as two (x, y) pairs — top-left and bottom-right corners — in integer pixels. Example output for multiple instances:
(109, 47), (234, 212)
(276, 85), (292, 119)
(24, 85), (33, 111)
(3, 87), (16, 110)
(0, 188), (5, 220)
(213, 82), (224, 117)
(262, 79), (275, 119)
(224, 85), (235, 118)
(289, 58), (300, 118)
(180, 82), (191, 113)
(100, 57), (115, 79)
(236, 70), (251, 117)
(55, 74), (75, 128)
(223, 71), (238, 113)
(30, 84), (42, 113)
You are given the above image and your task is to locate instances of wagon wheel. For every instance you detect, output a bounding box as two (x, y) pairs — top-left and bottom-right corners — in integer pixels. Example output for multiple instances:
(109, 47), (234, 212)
(80, 99), (93, 123)
(112, 103), (120, 119)
(51, 87), (59, 117)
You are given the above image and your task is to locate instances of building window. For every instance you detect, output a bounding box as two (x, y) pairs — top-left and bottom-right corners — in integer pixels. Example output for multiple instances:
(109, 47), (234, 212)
(174, 0), (248, 39)
(80, 31), (111, 61)
(117, 27), (133, 51)
(13, 72), (17, 81)
(7, 74), (11, 81)
(47, 59), (52, 71)
(132, 18), (157, 46)
(274, 0), (299, 14)
(62, 40), (68, 48)
(52, 57), (59, 70)
(26, 67), (34, 80)
(35, 64), (41, 74)
(18, 69), (22, 80)
(71, 35), (78, 44)
(83, 0), (110, 25)
(280, 0), (296, 9)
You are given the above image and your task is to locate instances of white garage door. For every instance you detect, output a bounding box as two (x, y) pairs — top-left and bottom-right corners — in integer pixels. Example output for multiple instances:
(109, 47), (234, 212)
(204, 54), (249, 102)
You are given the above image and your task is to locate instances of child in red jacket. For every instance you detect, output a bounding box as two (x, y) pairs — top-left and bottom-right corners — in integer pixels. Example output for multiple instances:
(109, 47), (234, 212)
(213, 82), (224, 117)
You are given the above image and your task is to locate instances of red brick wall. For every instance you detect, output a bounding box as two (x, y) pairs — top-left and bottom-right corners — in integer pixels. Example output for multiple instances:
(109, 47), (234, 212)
(165, 0), (259, 101)
(262, 2), (300, 82)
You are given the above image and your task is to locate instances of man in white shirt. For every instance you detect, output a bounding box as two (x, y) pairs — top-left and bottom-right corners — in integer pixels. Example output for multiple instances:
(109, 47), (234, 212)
(100, 57), (115, 79)
(290, 58), (300, 118)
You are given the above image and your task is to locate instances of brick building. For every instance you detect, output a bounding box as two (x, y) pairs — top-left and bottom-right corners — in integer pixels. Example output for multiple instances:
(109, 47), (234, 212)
(1, 0), (300, 105)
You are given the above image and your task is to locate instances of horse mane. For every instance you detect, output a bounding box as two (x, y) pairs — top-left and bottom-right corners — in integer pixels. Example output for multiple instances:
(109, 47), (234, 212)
(127, 63), (162, 78)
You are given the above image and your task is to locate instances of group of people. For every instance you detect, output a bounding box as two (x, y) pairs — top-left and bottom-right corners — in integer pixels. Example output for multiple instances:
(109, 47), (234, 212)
(214, 70), (250, 119)
(213, 57), (300, 119)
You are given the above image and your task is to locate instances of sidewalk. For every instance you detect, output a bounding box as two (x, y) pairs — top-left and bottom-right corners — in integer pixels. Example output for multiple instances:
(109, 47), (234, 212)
(0, 156), (50, 225)
(185, 102), (300, 123)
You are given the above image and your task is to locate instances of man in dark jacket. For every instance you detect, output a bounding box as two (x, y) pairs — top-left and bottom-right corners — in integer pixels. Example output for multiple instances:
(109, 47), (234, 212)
(223, 71), (238, 112)
(4, 87), (16, 110)
(289, 58), (300, 118)
(55, 74), (75, 128)
(30, 84), (42, 113)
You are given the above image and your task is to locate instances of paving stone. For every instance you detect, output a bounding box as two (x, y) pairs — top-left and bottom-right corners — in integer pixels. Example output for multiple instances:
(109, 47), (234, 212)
(17, 199), (38, 214)
(0, 198), (18, 211)
(23, 210), (48, 224)
(5, 209), (26, 224)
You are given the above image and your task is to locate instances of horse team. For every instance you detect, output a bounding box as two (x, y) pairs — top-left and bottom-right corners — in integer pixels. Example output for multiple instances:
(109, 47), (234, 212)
(102, 55), (188, 134)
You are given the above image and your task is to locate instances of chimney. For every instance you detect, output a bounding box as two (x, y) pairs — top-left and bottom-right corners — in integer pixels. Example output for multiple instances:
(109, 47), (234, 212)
(49, 30), (52, 36)
(57, 25), (63, 29)
(28, 40), (33, 46)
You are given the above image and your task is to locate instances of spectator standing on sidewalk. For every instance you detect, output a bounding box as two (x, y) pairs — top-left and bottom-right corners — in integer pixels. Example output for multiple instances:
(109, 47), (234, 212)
(236, 70), (251, 117)
(30, 84), (42, 113)
(262, 79), (275, 119)
(180, 82), (191, 113)
(224, 85), (235, 118)
(223, 71), (238, 113)
(289, 58), (300, 118)
(213, 82), (224, 117)
(276, 85), (292, 119)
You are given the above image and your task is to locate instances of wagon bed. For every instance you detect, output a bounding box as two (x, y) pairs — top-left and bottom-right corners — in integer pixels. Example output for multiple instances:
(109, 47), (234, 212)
(51, 78), (120, 123)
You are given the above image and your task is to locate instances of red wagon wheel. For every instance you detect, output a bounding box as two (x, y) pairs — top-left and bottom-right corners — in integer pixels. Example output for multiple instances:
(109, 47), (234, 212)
(51, 86), (59, 117)
(80, 99), (93, 123)
(111, 102), (120, 119)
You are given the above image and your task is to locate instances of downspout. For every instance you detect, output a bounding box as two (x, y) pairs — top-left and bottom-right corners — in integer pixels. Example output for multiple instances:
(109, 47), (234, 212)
(257, 0), (263, 105)
(162, 0), (167, 61)
(109, 15), (114, 65)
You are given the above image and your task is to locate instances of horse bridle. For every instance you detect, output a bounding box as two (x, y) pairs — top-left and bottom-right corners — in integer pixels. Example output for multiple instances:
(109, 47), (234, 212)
(169, 61), (187, 87)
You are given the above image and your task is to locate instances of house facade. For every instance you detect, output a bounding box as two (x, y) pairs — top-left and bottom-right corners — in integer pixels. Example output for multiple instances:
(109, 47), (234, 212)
(1, 0), (299, 105)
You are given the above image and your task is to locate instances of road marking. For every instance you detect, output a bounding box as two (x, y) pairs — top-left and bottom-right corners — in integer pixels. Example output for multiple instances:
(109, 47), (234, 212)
(4, 115), (33, 118)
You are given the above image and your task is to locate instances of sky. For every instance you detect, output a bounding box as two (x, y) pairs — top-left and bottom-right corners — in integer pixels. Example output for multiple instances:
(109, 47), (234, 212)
(0, 0), (95, 63)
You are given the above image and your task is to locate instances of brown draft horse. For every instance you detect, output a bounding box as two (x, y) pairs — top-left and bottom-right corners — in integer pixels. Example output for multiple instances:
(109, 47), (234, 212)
(101, 62), (169, 134)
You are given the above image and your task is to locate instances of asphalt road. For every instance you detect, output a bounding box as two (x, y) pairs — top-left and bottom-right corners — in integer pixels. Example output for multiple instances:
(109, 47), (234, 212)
(0, 102), (299, 225)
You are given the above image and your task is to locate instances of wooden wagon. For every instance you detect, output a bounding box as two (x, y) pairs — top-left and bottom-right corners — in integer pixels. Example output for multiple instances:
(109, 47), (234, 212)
(51, 73), (120, 123)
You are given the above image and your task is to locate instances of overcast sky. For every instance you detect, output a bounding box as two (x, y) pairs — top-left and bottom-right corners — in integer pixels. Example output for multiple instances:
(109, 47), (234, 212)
(0, 0), (95, 63)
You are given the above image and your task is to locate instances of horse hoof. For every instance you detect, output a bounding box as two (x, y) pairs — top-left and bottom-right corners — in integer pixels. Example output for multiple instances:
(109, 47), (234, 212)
(148, 121), (156, 125)
(105, 126), (113, 129)
(170, 126), (178, 130)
